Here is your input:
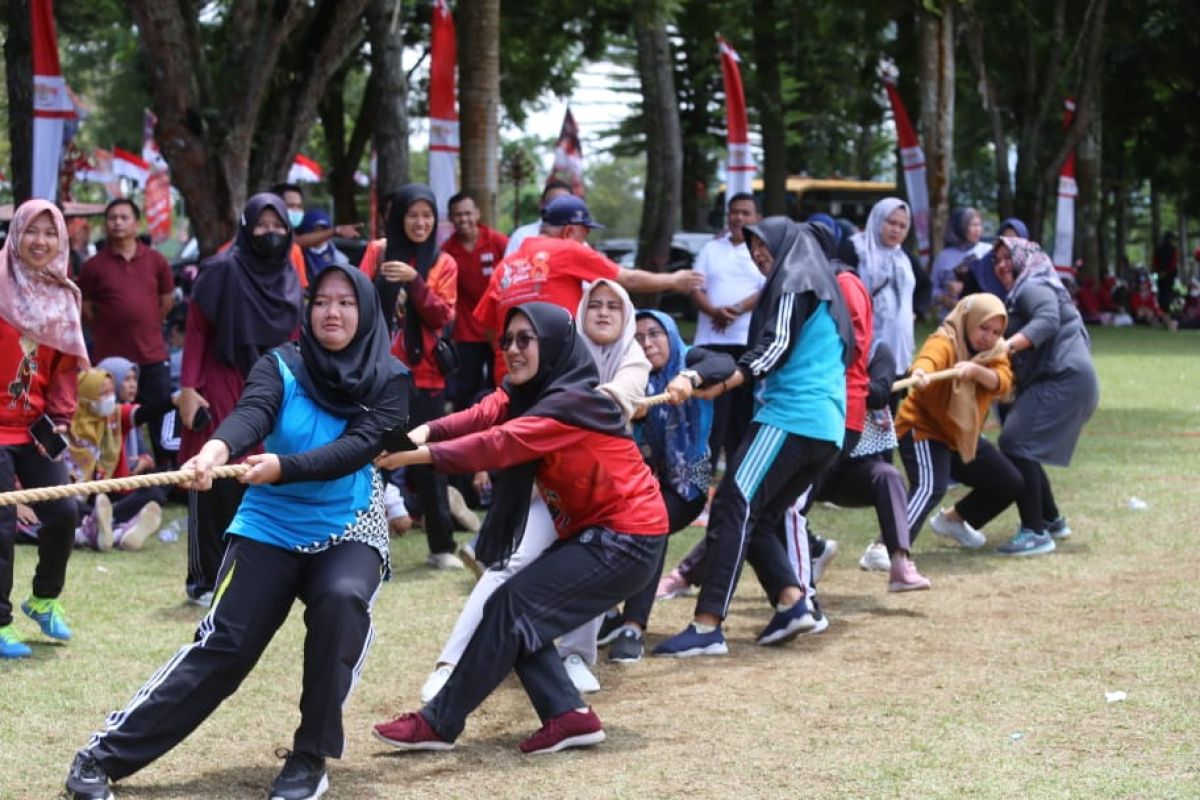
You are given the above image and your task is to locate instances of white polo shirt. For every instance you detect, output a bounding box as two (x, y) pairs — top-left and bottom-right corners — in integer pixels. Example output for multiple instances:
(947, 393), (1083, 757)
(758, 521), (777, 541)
(692, 234), (765, 346)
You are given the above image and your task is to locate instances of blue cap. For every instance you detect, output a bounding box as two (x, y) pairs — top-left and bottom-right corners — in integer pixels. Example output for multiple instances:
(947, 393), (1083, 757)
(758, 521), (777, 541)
(541, 195), (604, 229)
(298, 209), (333, 234)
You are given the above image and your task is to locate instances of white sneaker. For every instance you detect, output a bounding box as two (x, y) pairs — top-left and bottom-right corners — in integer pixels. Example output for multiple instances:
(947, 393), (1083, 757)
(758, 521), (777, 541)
(858, 542), (891, 572)
(116, 502), (162, 551)
(420, 664), (454, 703)
(562, 654), (600, 693)
(929, 509), (986, 549)
(812, 539), (838, 583)
(93, 494), (114, 552)
(426, 552), (465, 570)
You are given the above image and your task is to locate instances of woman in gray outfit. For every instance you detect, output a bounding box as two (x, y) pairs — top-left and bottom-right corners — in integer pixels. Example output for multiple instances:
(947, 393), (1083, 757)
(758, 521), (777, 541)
(991, 237), (1099, 556)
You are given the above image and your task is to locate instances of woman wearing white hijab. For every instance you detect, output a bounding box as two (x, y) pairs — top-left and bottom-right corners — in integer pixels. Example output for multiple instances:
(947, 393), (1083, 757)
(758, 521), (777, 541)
(417, 278), (649, 701)
(852, 198), (916, 381)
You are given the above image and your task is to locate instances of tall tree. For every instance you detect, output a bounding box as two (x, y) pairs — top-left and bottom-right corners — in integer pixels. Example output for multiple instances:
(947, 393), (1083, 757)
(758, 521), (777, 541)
(126, 0), (369, 254)
(4, 0), (32, 203)
(366, 0), (410, 196)
(751, 0), (786, 216)
(918, 2), (956, 262)
(318, 64), (375, 223)
(633, 2), (683, 272)
(458, 0), (501, 225)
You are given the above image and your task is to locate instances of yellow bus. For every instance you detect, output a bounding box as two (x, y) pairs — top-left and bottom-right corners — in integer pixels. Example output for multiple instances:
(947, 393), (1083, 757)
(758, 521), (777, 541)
(721, 177), (897, 227)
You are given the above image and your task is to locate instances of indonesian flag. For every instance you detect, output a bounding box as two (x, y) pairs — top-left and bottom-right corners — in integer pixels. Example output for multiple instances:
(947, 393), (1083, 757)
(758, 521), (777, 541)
(112, 147), (150, 185)
(880, 62), (930, 267)
(31, 0), (76, 201)
(548, 108), (585, 196)
(718, 37), (755, 207)
(288, 154), (323, 184)
(74, 147), (113, 185)
(429, 0), (459, 243)
(1052, 99), (1078, 279)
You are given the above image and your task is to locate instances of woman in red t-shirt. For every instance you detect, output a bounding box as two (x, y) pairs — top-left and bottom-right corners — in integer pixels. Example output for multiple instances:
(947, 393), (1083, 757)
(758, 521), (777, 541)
(372, 302), (667, 755)
(0, 200), (88, 658)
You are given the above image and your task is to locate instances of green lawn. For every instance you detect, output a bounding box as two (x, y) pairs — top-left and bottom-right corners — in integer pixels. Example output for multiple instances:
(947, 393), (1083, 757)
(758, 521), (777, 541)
(2, 326), (1198, 799)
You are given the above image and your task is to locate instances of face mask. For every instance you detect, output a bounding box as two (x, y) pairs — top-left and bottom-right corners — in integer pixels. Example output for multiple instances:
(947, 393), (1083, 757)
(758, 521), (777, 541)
(288, 210), (305, 228)
(91, 396), (116, 417)
(249, 231), (289, 260)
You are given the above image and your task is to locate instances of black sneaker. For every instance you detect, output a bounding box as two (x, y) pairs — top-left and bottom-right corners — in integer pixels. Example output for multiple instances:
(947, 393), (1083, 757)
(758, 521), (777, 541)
(65, 751), (113, 800)
(596, 610), (625, 647)
(607, 626), (644, 663)
(269, 749), (328, 800)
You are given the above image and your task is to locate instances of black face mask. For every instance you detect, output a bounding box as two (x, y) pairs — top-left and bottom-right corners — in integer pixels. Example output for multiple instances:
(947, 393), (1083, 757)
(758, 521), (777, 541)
(249, 231), (289, 260)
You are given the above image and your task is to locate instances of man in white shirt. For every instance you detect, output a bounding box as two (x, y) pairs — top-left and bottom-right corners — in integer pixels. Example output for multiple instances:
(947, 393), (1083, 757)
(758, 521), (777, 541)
(690, 192), (763, 467)
(504, 179), (572, 256)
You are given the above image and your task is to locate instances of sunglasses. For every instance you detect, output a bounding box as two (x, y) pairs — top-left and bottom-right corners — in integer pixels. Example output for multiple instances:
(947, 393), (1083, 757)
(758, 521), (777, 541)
(500, 331), (538, 352)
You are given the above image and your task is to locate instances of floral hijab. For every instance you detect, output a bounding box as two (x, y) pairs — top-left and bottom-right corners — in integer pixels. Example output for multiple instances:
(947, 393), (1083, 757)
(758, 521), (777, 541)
(996, 236), (1070, 306)
(634, 309), (712, 501)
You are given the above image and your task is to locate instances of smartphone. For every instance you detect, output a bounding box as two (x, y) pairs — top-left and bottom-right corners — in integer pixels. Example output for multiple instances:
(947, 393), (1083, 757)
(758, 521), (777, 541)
(190, 405), (212, 431)
(381, 426), (417, 453)
(28, 415), (69, 461)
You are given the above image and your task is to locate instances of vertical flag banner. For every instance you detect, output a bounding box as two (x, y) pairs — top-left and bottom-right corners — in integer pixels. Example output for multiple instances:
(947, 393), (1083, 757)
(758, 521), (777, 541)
(718, 36), (755, 207)
(429, 0), (459, 243)
(31, 0), (76, 201)
(287, 154), (324, 184)
(880, 62), (930, 267)
(144, 173), (173, 244)
(548, 108), (585, 196)
(1052, 99), (1077, 279)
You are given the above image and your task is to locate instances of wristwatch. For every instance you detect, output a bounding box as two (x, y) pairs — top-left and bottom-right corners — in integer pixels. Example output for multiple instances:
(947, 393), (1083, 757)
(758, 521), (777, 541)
(679, 369), (702, 388)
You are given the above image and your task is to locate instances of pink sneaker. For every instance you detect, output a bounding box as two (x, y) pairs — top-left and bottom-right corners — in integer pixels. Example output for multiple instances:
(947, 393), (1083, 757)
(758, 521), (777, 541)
(519, 708), (606, 754)
(887, 557), (931, 593)
(655, 568), (690, 600)
(372, 712), (455, 751)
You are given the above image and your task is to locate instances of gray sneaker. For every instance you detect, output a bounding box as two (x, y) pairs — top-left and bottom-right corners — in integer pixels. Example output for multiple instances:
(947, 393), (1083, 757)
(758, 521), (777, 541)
(995, 528), (1056, 556)
(607, 626), (644, 663)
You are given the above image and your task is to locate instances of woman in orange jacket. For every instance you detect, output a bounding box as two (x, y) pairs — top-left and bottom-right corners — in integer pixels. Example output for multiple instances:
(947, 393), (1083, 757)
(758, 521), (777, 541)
(894, 294), (1023, 573)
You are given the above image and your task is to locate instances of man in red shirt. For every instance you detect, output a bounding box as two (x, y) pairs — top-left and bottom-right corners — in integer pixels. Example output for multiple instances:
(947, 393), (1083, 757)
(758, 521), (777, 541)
(79, 198), (175, 461)
(474, 196), (704, 379)
(442, 191), (508, 411)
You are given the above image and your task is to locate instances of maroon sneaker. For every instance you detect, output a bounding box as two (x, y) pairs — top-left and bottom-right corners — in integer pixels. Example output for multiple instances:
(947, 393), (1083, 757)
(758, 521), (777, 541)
(518, 708), (606, 755)
(373, 712), (455, 751)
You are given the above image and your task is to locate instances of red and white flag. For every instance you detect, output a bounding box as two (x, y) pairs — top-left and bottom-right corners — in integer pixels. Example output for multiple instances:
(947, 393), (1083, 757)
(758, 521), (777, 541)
(287, 154), (324, 184)
(880, 63), (930, 267)
(429, 0), (459, 243)
(1052, 99), (1077, 279)
(548, 108), (585, 196)
(718, 36), (755, 207)
(144, 172), (173, 244)
(73, 147), (113, 185)
(31, 0), (76, 201)
(112, 147), (150, 185)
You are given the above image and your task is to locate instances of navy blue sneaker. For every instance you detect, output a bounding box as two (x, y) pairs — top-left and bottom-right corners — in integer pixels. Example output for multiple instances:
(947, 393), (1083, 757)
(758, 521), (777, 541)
(755, 600), (817, 645)
(651, 624), (728, 657)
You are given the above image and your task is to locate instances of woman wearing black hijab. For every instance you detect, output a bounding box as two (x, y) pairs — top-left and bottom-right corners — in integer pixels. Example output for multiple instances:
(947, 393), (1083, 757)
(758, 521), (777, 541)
(654, 217), (852, 657)
(178, 193), (304, 606)
(66, 265), (410, 800)
(372, 302), (668, 755)
(363, 184), (462, 569)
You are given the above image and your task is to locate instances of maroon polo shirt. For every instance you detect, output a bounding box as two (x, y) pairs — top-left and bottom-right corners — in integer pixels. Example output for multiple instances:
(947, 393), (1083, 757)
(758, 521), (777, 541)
(79, 241), (174, 364)
(441, 224), (508, 343)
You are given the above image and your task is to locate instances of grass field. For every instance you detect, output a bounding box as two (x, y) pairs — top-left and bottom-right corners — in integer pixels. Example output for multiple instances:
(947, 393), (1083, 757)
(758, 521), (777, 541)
(2, 326), (1198, 799)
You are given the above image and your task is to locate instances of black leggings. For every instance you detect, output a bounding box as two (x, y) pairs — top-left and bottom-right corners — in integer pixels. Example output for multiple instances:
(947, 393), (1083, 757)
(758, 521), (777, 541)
(407, 387), (456, 555)
(621, 487), (706, 628)
(1006, 455), (1061, 532)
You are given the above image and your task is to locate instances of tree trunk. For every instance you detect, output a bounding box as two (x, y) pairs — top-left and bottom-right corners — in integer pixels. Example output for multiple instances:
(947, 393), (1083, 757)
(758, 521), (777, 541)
(918, 3), (955, 263)
(320, 69), (376, 224)
(633, 4), (682, 274)
(1075, 91), (1101, 280)
(458, 0), (501, 225)
(1150, 180), (1161, 257)
(367, 0), (410, 196)
(4, 0), (33, 204)
(752, 0), (787, 216)
(963, 7), (1013, 218)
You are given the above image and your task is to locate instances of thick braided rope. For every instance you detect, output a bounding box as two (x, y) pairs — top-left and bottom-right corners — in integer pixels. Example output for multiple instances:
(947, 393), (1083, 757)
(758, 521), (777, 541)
(0, 464), (251, 507)
(891, 367), (958, 393)
(636, 392), (673, 408)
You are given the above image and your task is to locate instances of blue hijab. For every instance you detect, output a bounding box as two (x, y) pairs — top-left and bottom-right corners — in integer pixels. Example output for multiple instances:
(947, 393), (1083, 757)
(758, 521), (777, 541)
(970, 217), (1029, 301)
(633, 310), (712, 501)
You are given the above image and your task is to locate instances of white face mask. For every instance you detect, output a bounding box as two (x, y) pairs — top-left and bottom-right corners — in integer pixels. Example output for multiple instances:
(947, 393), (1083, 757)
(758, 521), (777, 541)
(91, 395), (117, 417)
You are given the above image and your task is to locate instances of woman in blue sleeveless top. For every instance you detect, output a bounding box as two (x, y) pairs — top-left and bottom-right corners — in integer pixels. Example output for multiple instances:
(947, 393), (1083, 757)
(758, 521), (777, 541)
(65, 265), (409, 800)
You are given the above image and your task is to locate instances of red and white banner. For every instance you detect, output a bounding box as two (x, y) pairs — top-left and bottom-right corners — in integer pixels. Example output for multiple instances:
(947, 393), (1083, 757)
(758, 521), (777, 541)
(718, 37), (755, 207)
(880, 63), (930, 267)
(548, 108), (585, 196)
(32, 0), (76, 201)
(112, 147), (150, 185)
(429, 0), (459, 243)
(287, 154), (324, 184)
(144, 172), (173, 244)
(1052, 99), (1077, 279)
